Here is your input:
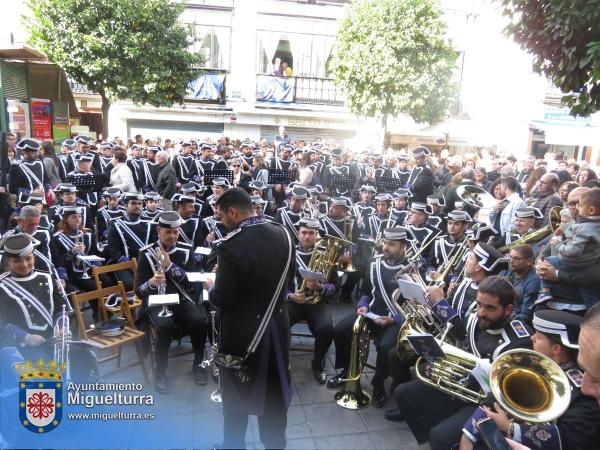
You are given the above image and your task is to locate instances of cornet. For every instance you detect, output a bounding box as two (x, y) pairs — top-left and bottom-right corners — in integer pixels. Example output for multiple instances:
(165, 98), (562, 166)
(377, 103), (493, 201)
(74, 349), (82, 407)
(74, 228), (93, 279)
(154, 248), (173, 318)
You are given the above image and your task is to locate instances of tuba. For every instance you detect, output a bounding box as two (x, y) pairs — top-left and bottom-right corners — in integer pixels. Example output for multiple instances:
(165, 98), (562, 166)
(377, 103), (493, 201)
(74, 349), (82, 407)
(334, 315), (371, 409)
(300, 235), (351, 305)
(498, 206), (561, 253)
(456, 185), (497, 225)
(414, 345), (571, 422)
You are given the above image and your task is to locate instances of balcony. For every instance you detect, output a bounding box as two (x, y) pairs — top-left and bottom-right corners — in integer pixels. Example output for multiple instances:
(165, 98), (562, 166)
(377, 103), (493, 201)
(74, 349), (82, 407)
(256, 74), (344, 106)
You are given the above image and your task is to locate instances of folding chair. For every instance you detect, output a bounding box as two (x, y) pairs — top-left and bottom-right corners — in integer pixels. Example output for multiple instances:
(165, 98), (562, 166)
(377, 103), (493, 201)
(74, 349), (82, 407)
(92, 258), (143, 314)
(71, 282), (149, 382)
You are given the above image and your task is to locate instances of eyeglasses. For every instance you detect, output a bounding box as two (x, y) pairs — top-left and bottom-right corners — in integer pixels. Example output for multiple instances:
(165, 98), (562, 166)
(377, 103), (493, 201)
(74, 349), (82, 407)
(232, 165), (240, 167)
(567, 201), (579, 206)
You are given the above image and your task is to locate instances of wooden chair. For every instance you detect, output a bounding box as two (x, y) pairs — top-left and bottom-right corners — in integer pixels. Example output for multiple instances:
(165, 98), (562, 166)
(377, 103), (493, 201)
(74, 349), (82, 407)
(92, 258), (143, 314)
(71, 282), (149, 382)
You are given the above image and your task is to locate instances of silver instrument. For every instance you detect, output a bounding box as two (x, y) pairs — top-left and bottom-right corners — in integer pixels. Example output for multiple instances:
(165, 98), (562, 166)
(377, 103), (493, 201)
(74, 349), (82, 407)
(155, 248), (173, 318)
(200, 309), (222, 402)
(53, 305), (71, 382)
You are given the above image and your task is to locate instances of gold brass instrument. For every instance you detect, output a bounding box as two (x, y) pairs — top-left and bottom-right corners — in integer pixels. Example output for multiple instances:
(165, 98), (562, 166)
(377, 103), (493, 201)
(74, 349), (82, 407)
(498, 206), (561, 253)
(300, 235), (351, 305)
(404, 229), (443, 261)
(414, 346), (571, 423)
(430, 237), (469, 287)
(334, 315), (371, 409)
(456, 185), (497, 225)
(337, 213), (356, 272)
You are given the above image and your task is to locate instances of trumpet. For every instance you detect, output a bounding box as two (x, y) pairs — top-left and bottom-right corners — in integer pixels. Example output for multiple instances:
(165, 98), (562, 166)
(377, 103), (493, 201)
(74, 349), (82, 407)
(74, 228), (92, 279)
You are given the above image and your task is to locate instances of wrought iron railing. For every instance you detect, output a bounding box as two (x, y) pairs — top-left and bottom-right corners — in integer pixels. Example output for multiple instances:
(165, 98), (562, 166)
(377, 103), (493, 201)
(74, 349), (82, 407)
(255, 74), (344, 106)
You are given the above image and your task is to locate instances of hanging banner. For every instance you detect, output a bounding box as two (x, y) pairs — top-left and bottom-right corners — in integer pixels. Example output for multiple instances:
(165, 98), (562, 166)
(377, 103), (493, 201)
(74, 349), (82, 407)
(52, 101), (70, 142)
(6, 99), (31, 137)
(31, 98), (53, 140)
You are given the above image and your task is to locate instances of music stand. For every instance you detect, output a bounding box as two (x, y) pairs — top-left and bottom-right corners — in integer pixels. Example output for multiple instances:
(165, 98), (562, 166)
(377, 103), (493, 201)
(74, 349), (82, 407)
(267, 168), (294, 185)
(66, 174), (105, 193)
(328, 173), (353, 192)
(203, 170), (233, 186)
(376, 176), (404, 193)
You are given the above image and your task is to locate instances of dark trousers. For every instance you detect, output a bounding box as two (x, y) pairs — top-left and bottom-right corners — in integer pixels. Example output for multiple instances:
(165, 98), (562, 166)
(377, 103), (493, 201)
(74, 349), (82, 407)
(114, 268), (134, 292)
(333, 313), (400, 388)
(287, 301), (333, 367)
(222, 342), (288, 450)
(341, 271), (361, 299)
(387, 346), (413, 391)
(394, 379), (476, 448)
(148, 300), (207, 371)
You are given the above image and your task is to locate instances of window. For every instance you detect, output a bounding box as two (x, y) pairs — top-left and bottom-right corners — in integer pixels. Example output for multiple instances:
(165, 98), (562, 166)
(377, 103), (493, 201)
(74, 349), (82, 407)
(189, 24), (232, 70)
(257, 30), (336, 78)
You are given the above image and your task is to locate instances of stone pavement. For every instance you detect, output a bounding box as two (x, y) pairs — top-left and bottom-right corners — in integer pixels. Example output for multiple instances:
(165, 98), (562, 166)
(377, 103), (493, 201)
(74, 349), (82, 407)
(100, 303), (424, 449)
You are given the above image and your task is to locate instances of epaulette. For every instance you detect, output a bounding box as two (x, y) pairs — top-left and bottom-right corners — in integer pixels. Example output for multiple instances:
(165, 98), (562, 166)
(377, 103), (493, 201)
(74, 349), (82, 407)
(214, 227), (242, 244)
(52, 230), (64, 237)
(176, 241), (193, 249)
(509, 319), (530, 338)
(139, 243), (154, 252)
(566, 368), (584, 388)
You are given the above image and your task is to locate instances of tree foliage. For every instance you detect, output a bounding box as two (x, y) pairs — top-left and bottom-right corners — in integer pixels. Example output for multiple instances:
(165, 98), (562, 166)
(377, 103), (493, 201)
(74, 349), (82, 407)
(499, 0), (600, 117)
(26, 0), (203, 136)
(328, 0), (457, 126)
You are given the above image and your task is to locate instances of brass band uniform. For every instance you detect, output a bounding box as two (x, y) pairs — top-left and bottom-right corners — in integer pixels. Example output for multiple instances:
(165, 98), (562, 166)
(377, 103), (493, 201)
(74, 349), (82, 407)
(135, 211), (208, 394)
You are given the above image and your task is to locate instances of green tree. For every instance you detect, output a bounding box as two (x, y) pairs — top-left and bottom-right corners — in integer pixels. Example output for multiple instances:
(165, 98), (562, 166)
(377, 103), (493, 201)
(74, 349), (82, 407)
(499, 0), (600, 117)
(26, 0), (203, 138)
(328, 0), (457, 142)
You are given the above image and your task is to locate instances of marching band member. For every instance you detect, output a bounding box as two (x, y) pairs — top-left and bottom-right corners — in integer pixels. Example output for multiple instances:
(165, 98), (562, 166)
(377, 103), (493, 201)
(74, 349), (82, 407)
(323, 148), (352, 197)
(0, 233), (100, 382)
(136, 211), (208, 394)
(405, 202), (438, 248)
(71, 135), (101, 172)
(106, 192), (156, 292)
(67, 153), (100, 210)
(492, 206), (543, 251)
(274, 185), (309, 242)
(205, 188), (295, 450)
(201, 177), (229, 218)
(141, 191), (163, 222)
(352, 185), (376, 227)
(195, 143), (216, 182)
(250, 195), (271, 219)
(286, 218), (338, 384)
(460, 310), (600, 450)
(50, 205), (98, 292)
(425, 210), (471, 284)
(172, 140), (197, 188)
(364, 193), (394, 241)
(126, 144), (146, 190)
(141, 145), (162, 192)
(8, 139), (51, 200)
(388, 154), (410, 185)
(390, 188), (411, 226)
(392, 276), (533, 449)
(57, 138), (76, 182)
(175, 194), (203, 247)
(426, 195), (446, 229)
(49, 183), (92, 230)
(98, 141), (115, 174)
(327, 227), (413, 408)
(405, 146), (434, 203)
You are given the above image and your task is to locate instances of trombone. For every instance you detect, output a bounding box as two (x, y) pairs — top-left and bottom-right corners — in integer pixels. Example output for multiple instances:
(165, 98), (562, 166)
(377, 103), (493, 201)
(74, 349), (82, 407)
(497, 206), (561, 253)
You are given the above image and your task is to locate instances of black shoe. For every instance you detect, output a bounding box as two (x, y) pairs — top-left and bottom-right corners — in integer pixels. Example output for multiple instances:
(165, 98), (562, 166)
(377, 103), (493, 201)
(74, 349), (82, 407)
(194, 364), (208, 385)
(384, 408), (404, 422)
(326, 371), (346, 389)
(371, 386), (386, 408)
(154, 370), (170, 394)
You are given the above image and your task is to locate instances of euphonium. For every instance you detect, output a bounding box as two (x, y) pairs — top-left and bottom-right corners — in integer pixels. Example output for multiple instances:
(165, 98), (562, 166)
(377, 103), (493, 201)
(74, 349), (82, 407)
(429, 236), (469, 287)
(300, 235), (350, 305)
(334, 315), (371, 409)
(414, 345), (571, 422)
(337, 213), (356, 272)
(498, 206), (561, 253)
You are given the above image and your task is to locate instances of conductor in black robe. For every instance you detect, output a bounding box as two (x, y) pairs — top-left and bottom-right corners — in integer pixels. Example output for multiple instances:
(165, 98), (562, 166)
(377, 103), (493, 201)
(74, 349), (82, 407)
(206, 187), (295, 449)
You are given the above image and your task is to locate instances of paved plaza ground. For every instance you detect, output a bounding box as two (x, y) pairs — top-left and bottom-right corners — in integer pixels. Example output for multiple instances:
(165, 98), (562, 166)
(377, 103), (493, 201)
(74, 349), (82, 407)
(101, 303), (423, 449)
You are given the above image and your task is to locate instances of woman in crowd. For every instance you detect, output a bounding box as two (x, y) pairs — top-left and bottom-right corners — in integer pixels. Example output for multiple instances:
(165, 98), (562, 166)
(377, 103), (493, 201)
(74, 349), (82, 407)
(523, 166), (546, 198)
(40, 140), (61, 187)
